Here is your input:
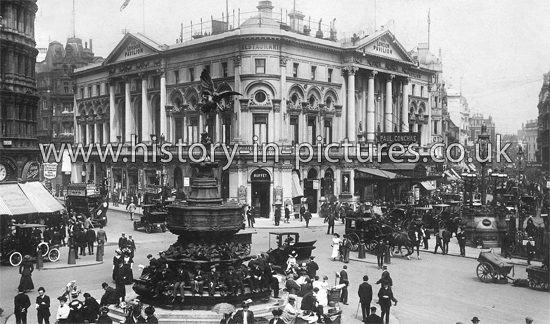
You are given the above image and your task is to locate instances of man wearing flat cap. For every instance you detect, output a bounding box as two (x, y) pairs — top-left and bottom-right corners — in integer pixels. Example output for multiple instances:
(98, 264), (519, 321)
(358, 275), (373, 321)
(233, 301), (254, 324)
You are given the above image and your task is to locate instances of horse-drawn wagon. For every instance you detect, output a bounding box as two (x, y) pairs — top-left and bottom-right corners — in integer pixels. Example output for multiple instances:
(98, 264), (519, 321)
(344, 217), (391, 252)
(476, 250), (515, 283)
(526, 266), (549, 291)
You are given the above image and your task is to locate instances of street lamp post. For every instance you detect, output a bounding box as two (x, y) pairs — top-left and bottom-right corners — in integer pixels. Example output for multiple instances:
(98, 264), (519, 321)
(477, 124), (490, 205)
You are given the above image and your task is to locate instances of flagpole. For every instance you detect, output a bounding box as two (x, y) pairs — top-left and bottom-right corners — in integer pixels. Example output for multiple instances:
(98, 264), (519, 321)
(143, 0), (145, 34)
(72, 0), (75, 37)
(428, 8), (431, 49)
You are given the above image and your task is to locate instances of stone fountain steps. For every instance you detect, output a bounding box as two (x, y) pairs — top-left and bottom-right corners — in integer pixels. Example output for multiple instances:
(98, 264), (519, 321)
(108, 298), (284, 323)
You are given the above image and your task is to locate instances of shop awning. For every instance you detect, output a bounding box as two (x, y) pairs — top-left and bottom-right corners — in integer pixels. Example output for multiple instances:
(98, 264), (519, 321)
(444, 170), (459, 181)
(0, 184), (38, 215)
(291, 172), (304, 198)
(450, 169), (462, 180)
(18, 181), (65, 214)
(354, 168), (405, 180)
(420, 181), (437, 191)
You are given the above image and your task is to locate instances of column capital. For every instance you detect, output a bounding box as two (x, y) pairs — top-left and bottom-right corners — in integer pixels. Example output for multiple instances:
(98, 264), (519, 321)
(343, 66), (358, 75)
(279, 56), (289, 67)
(234, 55), (242, 67)
(386, 74), (395, 82)
(369, 70), (378, 79)
(138, 72), (148, 79)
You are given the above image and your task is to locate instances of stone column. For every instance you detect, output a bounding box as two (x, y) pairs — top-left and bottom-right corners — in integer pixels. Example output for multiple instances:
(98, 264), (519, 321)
(109, 83), (117, 142)
(280, 56), (288, 143)
(233, 55), (242, 141)
(366, 71), (377, 143)
(141, 76), (150, 141)
(347, 67), (357, 141)
(361, 77), (367, 137)
(103, 121), (109, 145)
(125, 80), (134, 142)
(160, 71), (167, 140)
(385, 74), (394, 132)
(340, 70), (347, 141)
(86, 123), (92, 145)
(94, 121), (99, 144)
(402, 78), (410, 132)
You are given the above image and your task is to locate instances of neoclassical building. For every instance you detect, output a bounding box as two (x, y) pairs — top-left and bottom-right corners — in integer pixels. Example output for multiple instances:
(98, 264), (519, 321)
(72, 1), (443, 217)
(0, 0), (40, 182)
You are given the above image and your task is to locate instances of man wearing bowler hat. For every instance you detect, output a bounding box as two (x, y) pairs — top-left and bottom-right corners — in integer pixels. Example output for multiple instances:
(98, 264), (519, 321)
(233, 300), (254, 324)
(358, 275), (373, 321)
(471, 316), (480, 324)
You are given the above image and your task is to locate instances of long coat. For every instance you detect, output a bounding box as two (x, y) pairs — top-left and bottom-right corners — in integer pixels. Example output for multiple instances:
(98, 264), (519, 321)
(377, 286), (397, 311)
(18, 260), (34, 291)
(357, 282), (373, 304)
(36, 294), (51, 318)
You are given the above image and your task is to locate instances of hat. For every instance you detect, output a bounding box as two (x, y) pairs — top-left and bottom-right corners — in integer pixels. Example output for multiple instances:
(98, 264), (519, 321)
(101, 282), (109, 288)
(289, 251), (297, 257)
(288, 295), (297, 301)
(525, 317), (533, 323)
(272, 309), (283, 317)
(83, 293), (91, 298)
(38, 287), (45, 292)
(99, 306), (109, 314)
(145, 306), (155, 315)
(71, 292), (79, 298)
(58, 296), (67, 302)
(147, 254), (153, 258)
(228, 266), (235, 271)
(210, 265), (216, 269)
(363, 275), (369, 281)
(383, 265), (388, 270)
(528, 237), (533, 240)
(121, 232), (125, 235)
(313, 287), (319, 292)
(471, 317), (480, 322)
(23, 255), (32, 261)
(309, 256), (315, 259)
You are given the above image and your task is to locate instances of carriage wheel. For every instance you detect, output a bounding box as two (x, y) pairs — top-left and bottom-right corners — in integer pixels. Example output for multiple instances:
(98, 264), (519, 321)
(145, 225), (152, 234)
(348, 233), (361, 252)
(528, 279), (538, 289)
(368, 240), (379, 252)
(48, 248), (60, 263)
(9, 252), (22, 267)
(476, 262), (495, 283)
(37, 242), (49, 257)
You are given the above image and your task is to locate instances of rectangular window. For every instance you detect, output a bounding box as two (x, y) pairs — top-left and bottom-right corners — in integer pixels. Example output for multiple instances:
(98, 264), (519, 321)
(290, 117), (299, 145)
(42, 101), (48, 110)
(151, 76), (160, 88)
(64, 86), (69, 94)
(255, 59), (266, 74)
(328, 68), (333, 83)
(308, 117), (317, 145)
(253, 115), (268, 144)
(175, 120), (183, 142)
(311, 66), (316, 80)
(222, 117), (231, 144)
(293, 63), (299, 78)
(421, 86), (424, 97)
(95, 84), (100, 96)
(324, 119), (333, 144)
(174, 70), (179, 84)
(433, 121), (438, 134)
(189, 68), (195, 81)
(118, 82), (125, 94)
(221, 62), (228, 77)
(87, 86), (92, 98)
(136, 79), (142, 92)
(188, 117), (199, 145)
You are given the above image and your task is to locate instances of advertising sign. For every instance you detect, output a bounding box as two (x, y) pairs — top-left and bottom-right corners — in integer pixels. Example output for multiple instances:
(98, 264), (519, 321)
(43, 162), (58, 179)
(376, 132), (420, 146)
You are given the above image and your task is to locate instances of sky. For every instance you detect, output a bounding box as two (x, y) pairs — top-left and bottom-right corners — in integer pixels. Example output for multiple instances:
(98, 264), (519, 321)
(34, 0), (550, 134)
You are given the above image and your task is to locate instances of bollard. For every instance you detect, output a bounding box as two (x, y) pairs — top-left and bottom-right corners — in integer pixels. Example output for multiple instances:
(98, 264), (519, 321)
(358, 242), (366, 259)
(36, 249), (43, 270)
(384, 246), (391, 264)
(68, 246), (76, 265)
(96, 243), (104, 262)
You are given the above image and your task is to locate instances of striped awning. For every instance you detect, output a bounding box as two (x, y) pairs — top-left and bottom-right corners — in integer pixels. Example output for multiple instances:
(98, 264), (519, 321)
(18, 181), (65, 214)
(291, 171), (304, 198)
(0, 184), (38, 215)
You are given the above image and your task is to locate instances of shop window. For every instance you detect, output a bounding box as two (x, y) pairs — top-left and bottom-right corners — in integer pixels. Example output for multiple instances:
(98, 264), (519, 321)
(255, 59), (266, 74)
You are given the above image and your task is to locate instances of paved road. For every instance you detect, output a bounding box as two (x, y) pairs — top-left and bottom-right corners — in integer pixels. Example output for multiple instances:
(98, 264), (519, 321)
(1, 209), (548, 324)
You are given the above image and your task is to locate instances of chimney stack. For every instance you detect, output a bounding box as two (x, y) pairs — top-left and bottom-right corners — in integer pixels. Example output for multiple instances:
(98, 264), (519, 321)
(90, 39), (93, 52)
(257, 1), (274, 18)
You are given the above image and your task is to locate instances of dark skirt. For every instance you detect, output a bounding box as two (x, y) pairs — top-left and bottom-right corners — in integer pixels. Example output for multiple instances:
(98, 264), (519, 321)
(19, 275), (34, 291)
(123, 265), (134, 285)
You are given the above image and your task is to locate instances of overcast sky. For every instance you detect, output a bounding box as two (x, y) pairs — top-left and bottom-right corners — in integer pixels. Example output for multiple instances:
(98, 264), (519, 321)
(35, 0), (550, 134)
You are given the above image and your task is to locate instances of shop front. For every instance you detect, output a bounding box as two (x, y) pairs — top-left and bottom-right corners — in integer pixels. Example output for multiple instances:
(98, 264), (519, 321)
(250, 168), (271, 218)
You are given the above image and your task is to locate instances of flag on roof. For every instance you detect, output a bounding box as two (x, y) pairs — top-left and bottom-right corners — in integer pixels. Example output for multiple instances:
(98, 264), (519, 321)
(120, 0), (131, 11)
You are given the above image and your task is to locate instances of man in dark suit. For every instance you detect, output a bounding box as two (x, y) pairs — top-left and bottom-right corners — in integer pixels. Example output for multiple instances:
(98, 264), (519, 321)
(301, 287), (322, 320)
(118, 233), (128, 250)
(306, 256), (319, 279)
(14, 289), (31, 324)
(442, 228), (452, 255)
(375, 240), (386, 269)
(35, 287), (51, 324)
(375, 266), (393, 287)
(365, 306), (383, 324)
(233, 301), (254, 324)
(457, 228), (467, 256)
(338, 265), (349, 304)
(358, 275), (373, 321)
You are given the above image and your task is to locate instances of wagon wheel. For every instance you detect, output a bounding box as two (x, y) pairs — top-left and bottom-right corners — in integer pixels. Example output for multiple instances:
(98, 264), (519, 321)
(37, 242), (49, 257)
(528, 279), (538, 289)
(145, 225), (152, 234)
(368, 240), (379, 252)
(533, 276), (545, 290)
(48, 248), (60, 263)
(9, 252), (22, 267)
(476, 262), (495, 283)
(348, 233), (361, 252)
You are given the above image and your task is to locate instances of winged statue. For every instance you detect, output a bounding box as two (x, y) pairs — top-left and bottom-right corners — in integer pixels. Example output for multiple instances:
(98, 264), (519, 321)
(200, 69), (242, 114)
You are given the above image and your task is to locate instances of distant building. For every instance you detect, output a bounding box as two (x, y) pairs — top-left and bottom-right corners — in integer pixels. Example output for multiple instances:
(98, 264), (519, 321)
(469, 113), (496, 148)
(0, 0), (40, 182)
(537, 69), (550, 172)
(519, 119), (538, 162)
(446, 88), (470, 147)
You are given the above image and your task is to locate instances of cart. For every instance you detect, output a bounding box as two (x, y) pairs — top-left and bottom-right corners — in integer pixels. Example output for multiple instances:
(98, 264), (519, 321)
(526, 266), (549, 291)
(476, 250), (515, 283)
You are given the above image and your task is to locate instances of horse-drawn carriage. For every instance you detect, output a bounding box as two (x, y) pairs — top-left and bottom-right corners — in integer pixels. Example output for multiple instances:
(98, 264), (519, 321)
(266, 232), (316, 272)
(344, 217), (391, 252)
(526, 266), (549, 291)
(476, 250), (515, 283)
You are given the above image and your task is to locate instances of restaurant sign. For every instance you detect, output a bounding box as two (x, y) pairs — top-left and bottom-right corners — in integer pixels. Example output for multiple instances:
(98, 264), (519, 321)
(376, 132), (420, 146)
(241, 43), (280, 51)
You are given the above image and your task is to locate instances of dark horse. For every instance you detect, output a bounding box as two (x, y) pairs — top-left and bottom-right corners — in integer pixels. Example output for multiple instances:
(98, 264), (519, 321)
(385, 226), (419, 260)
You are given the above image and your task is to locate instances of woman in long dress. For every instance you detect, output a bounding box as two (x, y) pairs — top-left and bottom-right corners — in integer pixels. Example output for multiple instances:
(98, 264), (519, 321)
(331, 234), (341, 261)
(18, 255), (34, 292)
(122, 250), (134, 284)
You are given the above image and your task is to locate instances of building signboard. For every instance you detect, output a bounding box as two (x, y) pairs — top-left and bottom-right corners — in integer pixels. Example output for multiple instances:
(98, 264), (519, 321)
(241, 43), (280, 51)
(22, 161), (40, 180)
(43, 162), (58, 179)
(376, 132), (420, 146)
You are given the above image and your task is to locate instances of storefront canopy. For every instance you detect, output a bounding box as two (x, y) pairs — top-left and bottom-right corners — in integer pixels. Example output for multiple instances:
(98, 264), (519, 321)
(354, 168), (405, 180)
(0, 181), (64, 216)
(420, 181), (437, 191)
(0, 184), (38, 216)
(18, 181), (65, 214)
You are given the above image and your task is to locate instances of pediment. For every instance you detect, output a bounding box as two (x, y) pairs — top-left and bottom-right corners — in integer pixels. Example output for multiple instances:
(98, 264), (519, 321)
(103, 33), (162, 65)
(356, 30), (415, 64)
